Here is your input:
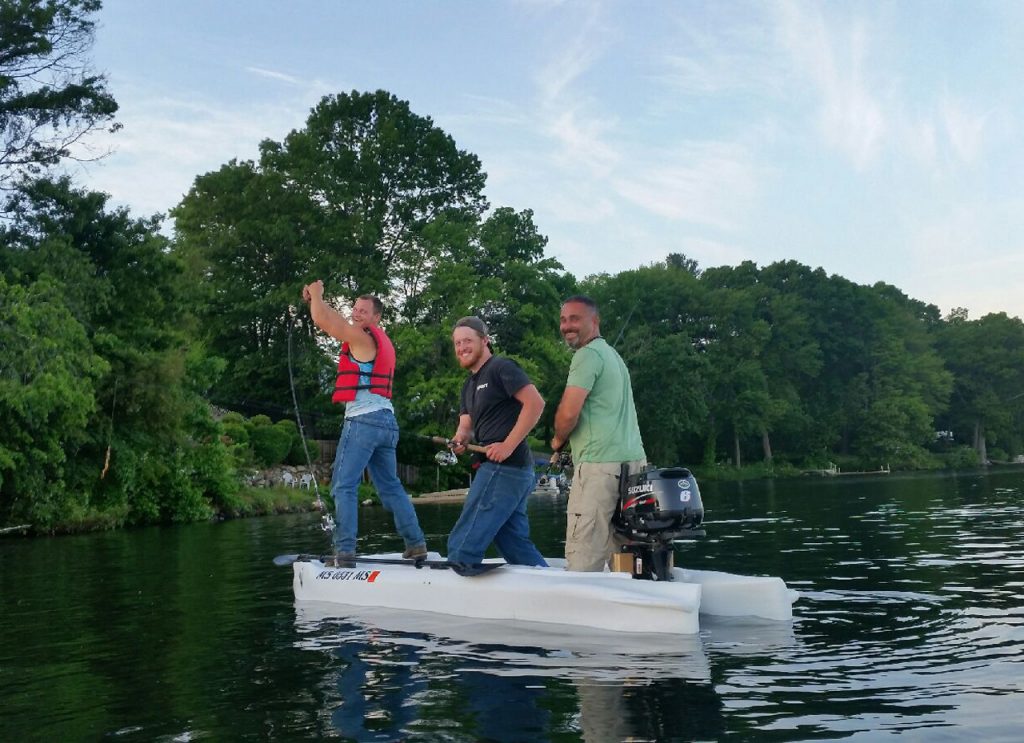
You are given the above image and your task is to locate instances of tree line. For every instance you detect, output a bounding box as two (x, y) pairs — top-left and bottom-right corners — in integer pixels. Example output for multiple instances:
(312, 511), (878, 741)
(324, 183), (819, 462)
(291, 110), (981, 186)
(2, 1), (1023, 531)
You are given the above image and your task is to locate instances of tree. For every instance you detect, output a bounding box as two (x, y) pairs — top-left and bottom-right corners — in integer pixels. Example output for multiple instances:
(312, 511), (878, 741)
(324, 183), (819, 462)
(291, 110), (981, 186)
(699, 263), (775, 467)
(466, 208), (573, 410)
(390, 207), (572, 443)
(0, 275), (107, 524)
(845, 285), (951, 466)
(0, 0), (119, 192)
(681, 261), (950, 470)
(172, 90), (489, 408)
(581, 259), (710, 466)
(1, 177), (230, 527)
(748, 267), (823, 464)
(936, 312), (1024, 461)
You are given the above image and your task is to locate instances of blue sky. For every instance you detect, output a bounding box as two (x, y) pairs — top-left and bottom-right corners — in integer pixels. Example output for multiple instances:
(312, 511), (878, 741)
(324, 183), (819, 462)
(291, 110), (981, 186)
(76, 0), (1024, 320)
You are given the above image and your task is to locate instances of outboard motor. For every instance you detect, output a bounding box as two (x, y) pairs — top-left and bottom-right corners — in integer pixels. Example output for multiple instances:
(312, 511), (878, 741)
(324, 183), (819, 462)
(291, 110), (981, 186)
(612, 466), (704, 581)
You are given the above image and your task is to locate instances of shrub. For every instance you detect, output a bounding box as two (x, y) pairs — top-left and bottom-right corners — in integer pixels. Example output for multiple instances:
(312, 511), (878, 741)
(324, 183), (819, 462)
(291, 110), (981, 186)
(221, 422), (249, 445)
(215, 488), (246, 517)
(885, 445), (941, 471)
(249, 425), (293, 467)
(227, 441), (254, 468)
(185, 439), (239, 510)
(941, 446), (981, 469)
(275, 419), (298, 436)
(286, 437), (320, 465)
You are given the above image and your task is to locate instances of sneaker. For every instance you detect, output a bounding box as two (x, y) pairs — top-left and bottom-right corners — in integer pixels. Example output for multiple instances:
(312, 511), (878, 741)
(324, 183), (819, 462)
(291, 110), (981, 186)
(328, 551), (355, 567)
(402, 544), (428, 561)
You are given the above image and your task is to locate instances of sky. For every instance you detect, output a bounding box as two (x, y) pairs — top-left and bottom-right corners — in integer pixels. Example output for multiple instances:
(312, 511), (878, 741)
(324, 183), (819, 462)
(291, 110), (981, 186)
(74, 0), (1024, 321)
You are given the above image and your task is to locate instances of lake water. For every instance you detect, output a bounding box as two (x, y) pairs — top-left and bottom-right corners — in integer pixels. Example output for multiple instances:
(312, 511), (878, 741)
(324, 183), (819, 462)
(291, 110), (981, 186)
(2, 469), (1023, 741)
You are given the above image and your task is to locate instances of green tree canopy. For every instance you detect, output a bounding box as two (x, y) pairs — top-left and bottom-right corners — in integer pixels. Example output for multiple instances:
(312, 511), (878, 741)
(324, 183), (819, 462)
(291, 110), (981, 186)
(580, 257), (709, 466)
(0, 0), (119, 192)
(936, 311), (1024, 461)
(0, 274), (106, 524)
(1, 177), (230, 528)
(172, 90), (490, 410)
(392, 207), (573, 441)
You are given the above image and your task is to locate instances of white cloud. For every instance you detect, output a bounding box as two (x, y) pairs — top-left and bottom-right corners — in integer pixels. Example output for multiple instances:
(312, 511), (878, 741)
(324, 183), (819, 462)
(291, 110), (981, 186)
(447, 94), (529, 128)
(615, 141), (756, 231)
(772, 3), (1004, 182)
(542, 186), (617, 225)
(657, 13), (784, 97)
(244, 66), (305, 86)
(545, 218), (751, 283)
(895, 112), (939, 170)
(941, 97), (989, 164)
(534, 5), (607, 107)
(543, 108), (621, 175)
(530, 6), (623, 178)
(71, 79), (330, 219)
(774, 2), (886, 169)
(516, 5), (760, 237)
(894, 97), (992, 174)
(682, 236), (751, 269)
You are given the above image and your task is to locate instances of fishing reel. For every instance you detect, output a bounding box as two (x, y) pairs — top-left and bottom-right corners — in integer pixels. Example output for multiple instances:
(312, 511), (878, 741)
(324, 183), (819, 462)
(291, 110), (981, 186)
(434, 449), (458, 466)
(549, 451), (573, 473)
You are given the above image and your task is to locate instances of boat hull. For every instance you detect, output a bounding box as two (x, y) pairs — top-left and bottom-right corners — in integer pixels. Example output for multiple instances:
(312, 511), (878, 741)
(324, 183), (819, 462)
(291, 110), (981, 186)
(293, 553), (796, 634)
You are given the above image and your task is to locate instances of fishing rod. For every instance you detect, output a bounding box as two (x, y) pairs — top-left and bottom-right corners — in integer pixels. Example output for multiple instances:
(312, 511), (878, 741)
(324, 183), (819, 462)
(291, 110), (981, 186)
(425, 435), (488, 454)
(287, 310), (334, 533)
(611, 299), (639, 348)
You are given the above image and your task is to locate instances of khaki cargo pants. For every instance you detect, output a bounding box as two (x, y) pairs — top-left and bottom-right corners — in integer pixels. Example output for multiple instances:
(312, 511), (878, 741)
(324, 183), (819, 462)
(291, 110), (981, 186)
(564, 459), (646, 572)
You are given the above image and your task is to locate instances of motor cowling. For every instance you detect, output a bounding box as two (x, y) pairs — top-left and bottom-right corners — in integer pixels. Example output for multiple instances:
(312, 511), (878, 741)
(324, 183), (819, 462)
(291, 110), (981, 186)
(614, 466), (704, 544)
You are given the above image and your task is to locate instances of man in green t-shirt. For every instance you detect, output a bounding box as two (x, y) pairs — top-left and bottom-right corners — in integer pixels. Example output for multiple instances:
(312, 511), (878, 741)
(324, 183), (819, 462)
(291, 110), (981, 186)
(550, 295), (647, 571)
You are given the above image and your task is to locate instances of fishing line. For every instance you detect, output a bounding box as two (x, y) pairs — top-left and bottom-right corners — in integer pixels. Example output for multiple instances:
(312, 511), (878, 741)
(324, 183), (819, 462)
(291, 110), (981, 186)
(287, 310), (334, 533)
(611, 299), (639, 348)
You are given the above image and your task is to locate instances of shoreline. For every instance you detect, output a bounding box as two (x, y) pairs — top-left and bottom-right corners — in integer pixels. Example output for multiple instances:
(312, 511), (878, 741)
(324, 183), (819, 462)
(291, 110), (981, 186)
(411, 489), (469, 504)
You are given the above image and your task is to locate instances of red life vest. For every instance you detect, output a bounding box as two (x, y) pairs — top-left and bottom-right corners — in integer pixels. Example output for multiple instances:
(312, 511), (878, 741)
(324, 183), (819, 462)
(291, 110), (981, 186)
(332, 325), (396, 403)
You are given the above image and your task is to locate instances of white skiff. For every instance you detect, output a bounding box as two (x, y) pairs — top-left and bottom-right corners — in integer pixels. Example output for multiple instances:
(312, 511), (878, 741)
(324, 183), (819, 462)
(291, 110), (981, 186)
(291, 553), (797, 635)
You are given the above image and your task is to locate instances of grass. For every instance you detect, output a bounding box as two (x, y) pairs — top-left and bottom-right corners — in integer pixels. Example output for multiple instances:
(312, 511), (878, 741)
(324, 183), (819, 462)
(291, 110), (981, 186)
(220, 485), (324, 518)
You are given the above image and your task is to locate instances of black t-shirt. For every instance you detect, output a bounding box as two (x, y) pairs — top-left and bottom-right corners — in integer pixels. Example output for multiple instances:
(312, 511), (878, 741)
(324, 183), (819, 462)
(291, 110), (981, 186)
(460, 356), (533, 468)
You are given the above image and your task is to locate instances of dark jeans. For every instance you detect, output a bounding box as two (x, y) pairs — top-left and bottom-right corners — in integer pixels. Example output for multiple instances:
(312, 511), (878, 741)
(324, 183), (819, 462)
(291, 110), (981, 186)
(447, 460), (547, 566)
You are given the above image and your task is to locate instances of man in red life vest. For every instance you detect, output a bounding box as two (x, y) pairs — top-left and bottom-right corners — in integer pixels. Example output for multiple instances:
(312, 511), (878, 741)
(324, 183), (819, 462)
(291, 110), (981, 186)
(302, 280), (427, 560)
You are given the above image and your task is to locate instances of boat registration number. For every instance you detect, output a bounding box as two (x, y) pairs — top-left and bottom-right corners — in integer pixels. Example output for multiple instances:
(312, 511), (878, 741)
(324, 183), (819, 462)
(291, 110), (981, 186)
(315, 569), (381, 582)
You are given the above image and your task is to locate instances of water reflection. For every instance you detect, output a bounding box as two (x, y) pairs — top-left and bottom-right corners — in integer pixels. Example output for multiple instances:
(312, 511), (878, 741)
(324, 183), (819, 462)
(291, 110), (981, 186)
(294, 602), (710, 681)
(294, 602), (715, 740)
(291, 602), (815, 740)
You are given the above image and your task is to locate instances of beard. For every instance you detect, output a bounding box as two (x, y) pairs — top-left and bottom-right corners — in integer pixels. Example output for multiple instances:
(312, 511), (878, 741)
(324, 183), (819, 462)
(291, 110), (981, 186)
(562, 331), (582, 349)
(458, 347), (484, 369)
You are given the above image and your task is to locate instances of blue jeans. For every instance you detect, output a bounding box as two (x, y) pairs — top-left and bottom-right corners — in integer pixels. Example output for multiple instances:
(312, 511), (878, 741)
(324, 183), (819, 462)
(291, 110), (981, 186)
(331, 409), (426, 554)
(447, 461), (548, 566)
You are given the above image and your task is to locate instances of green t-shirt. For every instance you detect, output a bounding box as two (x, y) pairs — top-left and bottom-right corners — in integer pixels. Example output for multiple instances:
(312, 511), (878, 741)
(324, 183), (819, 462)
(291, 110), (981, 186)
(566, 337), (646, 463)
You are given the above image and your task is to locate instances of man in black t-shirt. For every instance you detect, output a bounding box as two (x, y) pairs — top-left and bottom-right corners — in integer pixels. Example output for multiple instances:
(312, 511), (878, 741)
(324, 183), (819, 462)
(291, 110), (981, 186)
(446, 316), (548, 567)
